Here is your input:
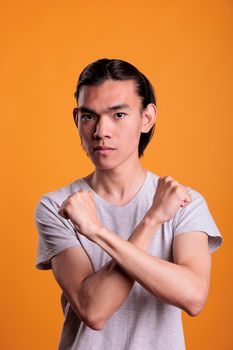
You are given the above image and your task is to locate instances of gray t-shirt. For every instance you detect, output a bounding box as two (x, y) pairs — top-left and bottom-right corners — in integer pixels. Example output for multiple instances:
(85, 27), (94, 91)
(34, 170), (223, 350)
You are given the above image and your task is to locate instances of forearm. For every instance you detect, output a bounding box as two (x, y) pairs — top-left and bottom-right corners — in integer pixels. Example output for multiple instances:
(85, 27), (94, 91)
(91, 221), (205, 317)
(76, 215), (161, 328)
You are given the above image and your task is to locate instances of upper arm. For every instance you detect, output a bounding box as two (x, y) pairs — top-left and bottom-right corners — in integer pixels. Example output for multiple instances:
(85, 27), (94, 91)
(173, 231), (212, 300)
(51, 245), (94, 319)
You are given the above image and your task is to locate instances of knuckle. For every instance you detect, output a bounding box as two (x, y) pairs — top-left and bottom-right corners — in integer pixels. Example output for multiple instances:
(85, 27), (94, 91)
(78, 189), (89, 196)
(173, 186), (182, 195)
(65, 201), (72, 209)
(164, 175), (173, 182)
(67, 197), (74, 204)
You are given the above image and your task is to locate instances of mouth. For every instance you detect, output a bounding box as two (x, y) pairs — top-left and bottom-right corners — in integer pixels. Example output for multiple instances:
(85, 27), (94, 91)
(93, 147), (116, 155)
(94, 146), (115, 150)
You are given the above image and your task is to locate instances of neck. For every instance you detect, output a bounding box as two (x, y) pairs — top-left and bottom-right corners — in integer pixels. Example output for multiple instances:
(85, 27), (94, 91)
(85, 162), (147, 204)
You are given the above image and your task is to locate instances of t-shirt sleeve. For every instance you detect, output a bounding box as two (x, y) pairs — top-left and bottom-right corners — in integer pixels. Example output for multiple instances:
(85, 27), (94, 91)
(34, 194), (81, 270)
(172, 188), (223, 253)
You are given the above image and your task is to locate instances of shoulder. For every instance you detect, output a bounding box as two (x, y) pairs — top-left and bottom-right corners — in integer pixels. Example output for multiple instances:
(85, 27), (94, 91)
(148, 171), (204, 201)
(172, 183), (208, 225)
(34, 177), (86, 218)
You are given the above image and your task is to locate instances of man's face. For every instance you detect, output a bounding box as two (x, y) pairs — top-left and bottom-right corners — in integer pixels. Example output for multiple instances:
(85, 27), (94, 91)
(74, 79), (148, 170)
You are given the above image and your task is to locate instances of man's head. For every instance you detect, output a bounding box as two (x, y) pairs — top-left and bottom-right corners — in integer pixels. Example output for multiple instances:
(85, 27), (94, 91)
(73, 58), (157, 168)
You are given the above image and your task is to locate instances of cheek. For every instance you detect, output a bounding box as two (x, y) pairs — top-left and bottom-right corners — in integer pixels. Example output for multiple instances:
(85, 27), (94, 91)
(125, 122), (142, 140)
(79, 127), (93, 142)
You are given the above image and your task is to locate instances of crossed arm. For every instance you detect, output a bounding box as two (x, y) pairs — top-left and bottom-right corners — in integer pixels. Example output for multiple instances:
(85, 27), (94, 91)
(51, 213), (211, 330)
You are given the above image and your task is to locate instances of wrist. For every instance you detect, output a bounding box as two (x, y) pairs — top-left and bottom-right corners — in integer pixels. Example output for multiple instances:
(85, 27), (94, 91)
(128, 211), (163, 251)
(143, 210), (164, 227)
(73, 222), (105, 242)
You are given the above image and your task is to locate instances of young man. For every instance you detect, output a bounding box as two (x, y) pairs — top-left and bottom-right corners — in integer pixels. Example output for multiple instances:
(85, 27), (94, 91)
(34, 58), (223, 350)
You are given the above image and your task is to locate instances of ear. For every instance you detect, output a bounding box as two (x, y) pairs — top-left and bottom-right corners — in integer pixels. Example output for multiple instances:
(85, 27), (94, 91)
(73, 108), (78, 128)
(141, 103), (157, 133)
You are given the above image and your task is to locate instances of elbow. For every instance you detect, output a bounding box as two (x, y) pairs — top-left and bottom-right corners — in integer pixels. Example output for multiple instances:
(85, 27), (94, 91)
(85, 316), (105, 331)
(71, 291), (106, 331)
(77, 308), (106, 331)
(186, 304), (203, 317)
(185, 287), (208, 317)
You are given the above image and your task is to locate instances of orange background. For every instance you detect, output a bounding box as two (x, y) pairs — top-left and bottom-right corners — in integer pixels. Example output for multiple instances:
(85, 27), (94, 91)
(1, 1), (232, 349)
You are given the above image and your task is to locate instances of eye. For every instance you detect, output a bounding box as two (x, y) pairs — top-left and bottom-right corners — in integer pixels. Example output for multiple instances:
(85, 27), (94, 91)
(80, 114), (95, 121)
(114, 112), (126, 119)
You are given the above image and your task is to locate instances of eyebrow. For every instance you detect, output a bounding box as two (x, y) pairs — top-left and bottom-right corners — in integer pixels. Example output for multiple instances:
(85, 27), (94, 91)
(77, 103), (131, 115)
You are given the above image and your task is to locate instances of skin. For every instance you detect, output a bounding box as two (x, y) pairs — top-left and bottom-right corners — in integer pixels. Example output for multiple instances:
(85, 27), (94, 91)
(52, 79), (211, 331)
(73, 79), (157, 204)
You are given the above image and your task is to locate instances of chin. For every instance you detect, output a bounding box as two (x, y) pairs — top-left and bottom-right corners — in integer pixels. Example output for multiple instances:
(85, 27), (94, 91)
(91, 161), (117, 170)
(89, 156), (120, 169)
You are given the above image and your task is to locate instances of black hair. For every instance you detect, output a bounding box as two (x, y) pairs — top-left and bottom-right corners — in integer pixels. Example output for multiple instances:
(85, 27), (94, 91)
(74, 58), (157, 158)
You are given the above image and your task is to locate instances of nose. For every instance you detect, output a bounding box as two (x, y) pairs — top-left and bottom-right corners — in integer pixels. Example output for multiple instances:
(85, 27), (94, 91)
(93, 116), (112, 140)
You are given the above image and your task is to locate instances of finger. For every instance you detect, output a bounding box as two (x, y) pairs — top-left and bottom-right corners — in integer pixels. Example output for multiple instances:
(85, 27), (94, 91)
(183, 188), (192, 202)
(177, 183), (192, 200)
(164, 176), (174, 182)
(183, 193), (192, 204)
(158, 176), (165, 182)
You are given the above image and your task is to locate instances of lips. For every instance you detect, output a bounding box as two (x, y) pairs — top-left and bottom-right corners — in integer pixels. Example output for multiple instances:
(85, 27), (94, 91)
(94, 146), (115, 151)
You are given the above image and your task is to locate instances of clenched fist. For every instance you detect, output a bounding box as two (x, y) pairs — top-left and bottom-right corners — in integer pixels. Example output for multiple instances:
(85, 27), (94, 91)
(58, 189), (103, 239)
(147, 176), (192, 224)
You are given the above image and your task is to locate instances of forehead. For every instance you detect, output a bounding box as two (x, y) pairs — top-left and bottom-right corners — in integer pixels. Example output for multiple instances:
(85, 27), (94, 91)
(77, 79), (141, 111)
